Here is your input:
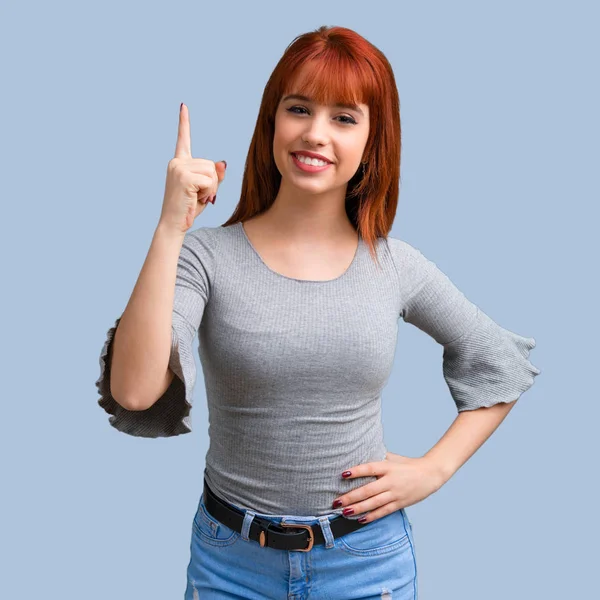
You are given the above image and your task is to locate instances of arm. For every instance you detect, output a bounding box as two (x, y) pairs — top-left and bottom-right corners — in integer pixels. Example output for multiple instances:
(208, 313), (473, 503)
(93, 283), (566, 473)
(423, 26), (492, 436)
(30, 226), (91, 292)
(96, 225), (215, 437)
(394, 237), (540, 413)
(110, 223), (184, 410)
(389, 237), (540, 480)
(423, 400), (518, 486)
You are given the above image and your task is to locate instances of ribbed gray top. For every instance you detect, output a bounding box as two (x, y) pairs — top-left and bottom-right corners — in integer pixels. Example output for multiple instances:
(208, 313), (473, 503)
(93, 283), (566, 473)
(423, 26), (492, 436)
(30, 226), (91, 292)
(96, 221), (540, 519)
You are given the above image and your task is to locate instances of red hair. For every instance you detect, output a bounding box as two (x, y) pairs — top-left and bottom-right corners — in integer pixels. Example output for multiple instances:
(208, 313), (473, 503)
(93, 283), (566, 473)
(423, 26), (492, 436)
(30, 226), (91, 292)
(221, 25), (401, 266)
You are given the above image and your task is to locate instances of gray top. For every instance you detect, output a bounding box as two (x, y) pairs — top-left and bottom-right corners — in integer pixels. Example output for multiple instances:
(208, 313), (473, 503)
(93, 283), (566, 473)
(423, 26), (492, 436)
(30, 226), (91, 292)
(96, 222), (540, 519)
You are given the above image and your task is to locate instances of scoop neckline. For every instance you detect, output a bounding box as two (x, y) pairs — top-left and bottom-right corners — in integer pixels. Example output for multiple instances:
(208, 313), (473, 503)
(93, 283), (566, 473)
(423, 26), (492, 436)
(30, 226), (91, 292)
(237, 221), (362, 284)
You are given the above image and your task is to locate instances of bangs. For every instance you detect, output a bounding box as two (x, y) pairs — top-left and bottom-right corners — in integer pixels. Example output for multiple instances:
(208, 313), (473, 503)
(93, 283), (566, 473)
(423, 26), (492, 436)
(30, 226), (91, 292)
(282, 53), (375, 109)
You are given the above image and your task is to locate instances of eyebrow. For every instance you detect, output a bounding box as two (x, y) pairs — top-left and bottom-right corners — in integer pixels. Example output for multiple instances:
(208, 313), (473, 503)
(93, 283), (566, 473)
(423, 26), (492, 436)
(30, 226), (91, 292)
(282, 94), (365, 117)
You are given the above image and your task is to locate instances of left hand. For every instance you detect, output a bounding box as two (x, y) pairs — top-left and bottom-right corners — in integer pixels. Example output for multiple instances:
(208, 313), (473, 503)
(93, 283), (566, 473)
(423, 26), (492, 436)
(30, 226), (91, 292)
(332, 451), (446, 523)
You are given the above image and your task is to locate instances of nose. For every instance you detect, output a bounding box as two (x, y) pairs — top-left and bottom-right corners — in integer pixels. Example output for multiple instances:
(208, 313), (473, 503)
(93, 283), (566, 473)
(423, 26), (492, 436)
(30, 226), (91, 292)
(301, 114), (331, 147)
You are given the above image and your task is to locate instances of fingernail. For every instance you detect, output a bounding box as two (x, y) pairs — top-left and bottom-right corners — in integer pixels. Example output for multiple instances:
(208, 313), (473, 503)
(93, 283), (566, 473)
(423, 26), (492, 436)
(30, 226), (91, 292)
(222, 160), (227, 169)
(210, 194), (217, 204)
(342, 471), (351, 478)
(333, 500), (343, 508)
(342, 508), (354, 516)
(358, 516), (368, 523)
(180, 102), (183, 111)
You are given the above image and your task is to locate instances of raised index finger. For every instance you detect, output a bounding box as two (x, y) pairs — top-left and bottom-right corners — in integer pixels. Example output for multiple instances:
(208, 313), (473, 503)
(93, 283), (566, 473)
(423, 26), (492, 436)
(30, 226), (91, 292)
(174, 103), (192, 159)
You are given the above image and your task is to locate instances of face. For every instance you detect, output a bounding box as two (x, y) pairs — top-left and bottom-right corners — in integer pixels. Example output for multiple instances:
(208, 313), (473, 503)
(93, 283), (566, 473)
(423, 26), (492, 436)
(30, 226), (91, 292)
(273, 89), (370, 195)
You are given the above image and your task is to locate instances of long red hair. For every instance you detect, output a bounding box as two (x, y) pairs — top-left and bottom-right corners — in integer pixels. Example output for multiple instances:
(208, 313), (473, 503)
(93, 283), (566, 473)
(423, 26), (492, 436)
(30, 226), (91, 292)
(221, 25), (401, 265)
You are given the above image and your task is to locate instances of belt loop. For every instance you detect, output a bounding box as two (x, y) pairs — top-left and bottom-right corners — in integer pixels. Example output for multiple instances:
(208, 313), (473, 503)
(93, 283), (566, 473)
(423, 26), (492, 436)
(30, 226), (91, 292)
(241, 509), (256, 542)
(318, 515), (336, 549)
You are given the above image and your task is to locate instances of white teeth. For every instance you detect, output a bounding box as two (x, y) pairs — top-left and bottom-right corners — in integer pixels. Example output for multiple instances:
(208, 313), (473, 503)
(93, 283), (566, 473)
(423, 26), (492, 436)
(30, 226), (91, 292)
(295, 154), (328, 167)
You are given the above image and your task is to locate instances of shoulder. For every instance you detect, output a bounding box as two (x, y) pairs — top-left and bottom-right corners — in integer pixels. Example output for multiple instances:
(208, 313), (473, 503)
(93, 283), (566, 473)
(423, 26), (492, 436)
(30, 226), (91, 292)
(385, 235), (429, 266)
(384, 235), (435, 288)
(184, 224), (224, 246)
(182, 224), (231, 257)
(178, 225), (230, 280)
(384, 235), (464, 308)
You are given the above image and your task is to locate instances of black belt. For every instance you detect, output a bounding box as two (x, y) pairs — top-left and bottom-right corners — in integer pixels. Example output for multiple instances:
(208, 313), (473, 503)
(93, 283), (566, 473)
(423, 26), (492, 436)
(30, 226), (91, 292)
(203, 479), (368, 552)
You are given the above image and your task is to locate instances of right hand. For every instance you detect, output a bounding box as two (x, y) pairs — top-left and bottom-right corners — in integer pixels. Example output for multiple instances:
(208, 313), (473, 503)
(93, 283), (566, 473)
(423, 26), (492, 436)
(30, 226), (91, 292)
(159, 103), (227, 234)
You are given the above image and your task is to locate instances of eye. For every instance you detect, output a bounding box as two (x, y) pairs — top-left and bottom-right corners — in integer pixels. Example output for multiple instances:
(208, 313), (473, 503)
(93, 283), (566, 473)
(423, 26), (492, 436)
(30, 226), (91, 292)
(286, 105), (357, 125)
(287, 105), (309, 116)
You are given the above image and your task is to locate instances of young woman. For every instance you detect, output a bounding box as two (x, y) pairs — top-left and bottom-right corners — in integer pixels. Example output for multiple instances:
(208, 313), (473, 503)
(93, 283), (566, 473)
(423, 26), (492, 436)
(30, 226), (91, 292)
(96, 25), (540, 600)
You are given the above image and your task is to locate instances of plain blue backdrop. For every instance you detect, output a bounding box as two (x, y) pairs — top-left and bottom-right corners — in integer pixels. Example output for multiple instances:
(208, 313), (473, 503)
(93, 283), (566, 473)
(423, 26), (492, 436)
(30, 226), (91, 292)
(1, 1), (596, 598)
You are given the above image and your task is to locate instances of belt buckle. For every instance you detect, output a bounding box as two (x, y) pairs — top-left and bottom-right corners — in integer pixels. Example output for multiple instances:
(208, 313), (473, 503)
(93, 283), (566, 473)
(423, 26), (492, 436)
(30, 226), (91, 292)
(280, 523), (314, 552)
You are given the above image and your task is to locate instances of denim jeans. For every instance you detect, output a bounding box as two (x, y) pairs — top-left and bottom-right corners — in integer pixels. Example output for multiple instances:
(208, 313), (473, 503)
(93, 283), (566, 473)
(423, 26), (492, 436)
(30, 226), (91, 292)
(184, 488), (418, 599)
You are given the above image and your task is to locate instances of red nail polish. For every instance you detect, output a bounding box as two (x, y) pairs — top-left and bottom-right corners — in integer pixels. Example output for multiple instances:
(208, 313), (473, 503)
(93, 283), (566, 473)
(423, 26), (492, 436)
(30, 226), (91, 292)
(333, 500), (343, 508)
(342, 508), (354, 516)
(358, 516), (367, 523)
(342, 471), (351, 478)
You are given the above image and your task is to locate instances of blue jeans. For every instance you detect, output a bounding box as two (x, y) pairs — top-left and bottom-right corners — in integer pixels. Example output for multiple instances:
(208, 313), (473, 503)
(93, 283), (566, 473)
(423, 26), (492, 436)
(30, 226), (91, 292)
(184, 489), (418, 599)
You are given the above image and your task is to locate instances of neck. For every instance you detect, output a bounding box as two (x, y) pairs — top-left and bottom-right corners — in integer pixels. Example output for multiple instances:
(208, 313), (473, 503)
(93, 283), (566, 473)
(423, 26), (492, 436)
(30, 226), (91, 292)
(258, 180), (356, 243)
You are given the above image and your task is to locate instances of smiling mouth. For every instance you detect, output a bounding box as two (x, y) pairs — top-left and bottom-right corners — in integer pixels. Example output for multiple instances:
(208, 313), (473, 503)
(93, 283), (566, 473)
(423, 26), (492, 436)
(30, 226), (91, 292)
(291, 153), (333, 165)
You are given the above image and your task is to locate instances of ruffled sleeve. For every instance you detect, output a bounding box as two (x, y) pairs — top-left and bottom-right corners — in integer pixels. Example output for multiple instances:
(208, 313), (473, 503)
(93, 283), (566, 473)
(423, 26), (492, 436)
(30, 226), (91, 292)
(95, 226), (218, 437)
(389, 237), (541, 412)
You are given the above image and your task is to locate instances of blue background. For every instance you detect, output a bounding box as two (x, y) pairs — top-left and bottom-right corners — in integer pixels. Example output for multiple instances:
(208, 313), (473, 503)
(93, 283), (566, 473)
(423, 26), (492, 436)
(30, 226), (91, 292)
(1, 0), (596, 598)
